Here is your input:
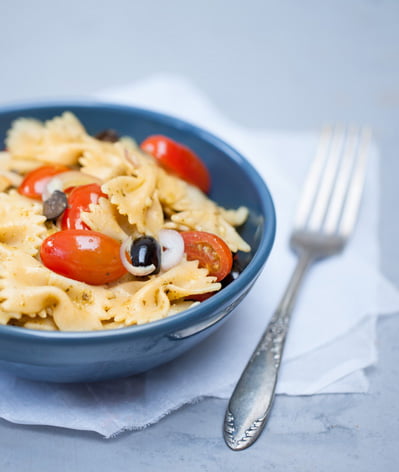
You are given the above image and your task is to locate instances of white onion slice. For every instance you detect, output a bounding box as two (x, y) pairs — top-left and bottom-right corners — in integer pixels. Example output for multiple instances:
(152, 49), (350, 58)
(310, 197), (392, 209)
(120, 236), (156, 277)
(159, 229), (184, 271)
(42, 171), (102, 201)
(42, 176), (63, 201)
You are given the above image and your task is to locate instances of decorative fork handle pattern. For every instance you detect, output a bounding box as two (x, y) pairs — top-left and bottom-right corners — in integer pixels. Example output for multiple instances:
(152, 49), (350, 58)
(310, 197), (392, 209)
(223, 252), (313, 451)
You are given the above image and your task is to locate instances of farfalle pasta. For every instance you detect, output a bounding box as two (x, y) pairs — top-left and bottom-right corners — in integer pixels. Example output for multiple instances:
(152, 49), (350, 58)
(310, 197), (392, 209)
(0, 112), (250, 331)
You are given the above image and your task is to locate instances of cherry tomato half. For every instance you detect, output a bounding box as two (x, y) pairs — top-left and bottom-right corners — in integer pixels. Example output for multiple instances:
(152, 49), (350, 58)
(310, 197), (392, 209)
(140, 135), (211, 193)
(181, 231), (233, 281)
(18, 165), (70, 200)
(40, 229), (127, 285)
(61, 183), (107, 230)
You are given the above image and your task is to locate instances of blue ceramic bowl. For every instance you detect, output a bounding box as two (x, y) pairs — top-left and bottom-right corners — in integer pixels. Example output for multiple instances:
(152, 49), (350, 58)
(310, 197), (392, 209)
(0, 102), (276, 382)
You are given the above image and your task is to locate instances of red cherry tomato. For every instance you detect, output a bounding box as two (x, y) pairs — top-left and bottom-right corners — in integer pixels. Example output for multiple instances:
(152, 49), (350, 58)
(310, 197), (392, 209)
(140, 135), (211, 193)
(181, 231), (233, 281)
(18, 165), (70, 200)
(61, 183), (107, 230)
(40, 229), (127, 285)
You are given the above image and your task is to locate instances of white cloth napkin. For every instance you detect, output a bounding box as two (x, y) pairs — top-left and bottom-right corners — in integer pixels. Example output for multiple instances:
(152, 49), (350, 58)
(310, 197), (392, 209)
(0, 74), (398, 437)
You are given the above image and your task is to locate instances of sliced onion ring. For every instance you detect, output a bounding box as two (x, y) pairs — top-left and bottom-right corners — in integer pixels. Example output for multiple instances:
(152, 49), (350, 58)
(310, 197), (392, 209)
(120, 236), (156, 277)
(42, 171), (102, 201)
(42, 176), (63, 200)
(159, 229), (184, 271)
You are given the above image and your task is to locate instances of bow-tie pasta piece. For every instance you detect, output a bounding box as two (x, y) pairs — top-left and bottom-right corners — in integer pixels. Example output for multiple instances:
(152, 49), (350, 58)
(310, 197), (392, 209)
(0, 191), (47, 255)
(6, 112), (89, 167)
(109, 259), (220, 325)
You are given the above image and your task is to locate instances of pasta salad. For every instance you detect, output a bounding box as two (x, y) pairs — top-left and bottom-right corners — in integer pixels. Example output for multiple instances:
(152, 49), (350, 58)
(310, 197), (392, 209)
(0, 112), (250, 331)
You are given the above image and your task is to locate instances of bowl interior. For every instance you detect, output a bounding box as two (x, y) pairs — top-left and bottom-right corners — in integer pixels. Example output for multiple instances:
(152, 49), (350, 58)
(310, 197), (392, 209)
(0, 101), (275, 336)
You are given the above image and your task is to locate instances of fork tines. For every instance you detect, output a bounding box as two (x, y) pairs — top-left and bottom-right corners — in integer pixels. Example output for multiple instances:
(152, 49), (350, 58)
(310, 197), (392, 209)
(294, 125), (372, 238)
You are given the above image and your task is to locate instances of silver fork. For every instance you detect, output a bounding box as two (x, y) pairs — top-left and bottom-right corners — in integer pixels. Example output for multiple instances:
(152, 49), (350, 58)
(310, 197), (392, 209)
(223, 125), (372, 451)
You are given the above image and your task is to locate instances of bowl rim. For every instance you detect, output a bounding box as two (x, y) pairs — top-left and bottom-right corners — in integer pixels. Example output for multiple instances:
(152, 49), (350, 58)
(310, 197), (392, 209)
(0, 100), (276, 343)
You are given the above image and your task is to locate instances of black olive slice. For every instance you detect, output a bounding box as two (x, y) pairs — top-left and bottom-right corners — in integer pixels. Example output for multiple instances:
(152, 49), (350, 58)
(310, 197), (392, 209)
(43, 190), (68, 221)
(130, 236), (161, 275)
(95, 129), (120, 143)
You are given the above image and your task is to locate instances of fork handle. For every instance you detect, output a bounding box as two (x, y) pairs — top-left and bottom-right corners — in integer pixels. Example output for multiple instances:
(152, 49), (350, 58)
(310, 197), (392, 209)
(223, 252), (313, 450)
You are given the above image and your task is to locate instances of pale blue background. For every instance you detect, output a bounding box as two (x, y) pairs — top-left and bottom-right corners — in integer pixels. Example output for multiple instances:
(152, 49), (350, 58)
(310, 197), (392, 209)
(0, 0), (398, 470)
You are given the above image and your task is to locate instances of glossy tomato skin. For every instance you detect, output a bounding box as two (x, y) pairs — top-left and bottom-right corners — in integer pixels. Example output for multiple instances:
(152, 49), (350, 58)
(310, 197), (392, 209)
(18, 165), (70, 200)
(181, 231), (233, 281)
(141, 135), (211, 193)
(40, 229), (126, 285)
(61, 183), (107, 230)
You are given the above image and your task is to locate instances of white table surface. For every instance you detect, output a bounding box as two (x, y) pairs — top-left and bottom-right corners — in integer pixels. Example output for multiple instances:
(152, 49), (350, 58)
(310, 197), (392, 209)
(0, 1), (398, 470)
